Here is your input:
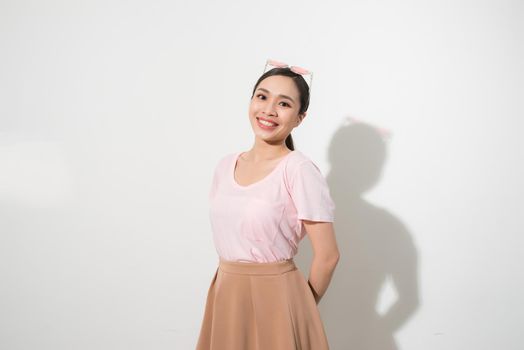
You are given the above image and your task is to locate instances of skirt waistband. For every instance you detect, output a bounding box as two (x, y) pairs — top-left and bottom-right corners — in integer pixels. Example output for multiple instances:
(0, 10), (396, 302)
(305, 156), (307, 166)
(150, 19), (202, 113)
(218, 258), (297, 275)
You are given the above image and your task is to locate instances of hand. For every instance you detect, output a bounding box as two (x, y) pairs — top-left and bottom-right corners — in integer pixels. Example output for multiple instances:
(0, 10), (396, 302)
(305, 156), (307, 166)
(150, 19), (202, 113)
(307, 279), (321, 305)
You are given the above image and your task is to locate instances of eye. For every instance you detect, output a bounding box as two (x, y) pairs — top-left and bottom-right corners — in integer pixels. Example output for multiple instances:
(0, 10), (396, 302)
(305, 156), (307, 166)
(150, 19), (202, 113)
(255, 94), (291, 107)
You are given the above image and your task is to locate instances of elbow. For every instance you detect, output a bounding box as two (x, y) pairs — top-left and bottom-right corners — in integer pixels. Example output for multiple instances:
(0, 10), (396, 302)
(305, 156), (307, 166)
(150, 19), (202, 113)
(331, 252), (341, 266)
(329, 248), (341, 265)
(315, 251), (340, 267)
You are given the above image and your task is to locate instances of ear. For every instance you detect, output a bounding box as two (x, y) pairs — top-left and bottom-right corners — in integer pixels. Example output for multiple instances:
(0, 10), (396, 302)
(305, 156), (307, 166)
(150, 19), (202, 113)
(297, 112), (307, 124)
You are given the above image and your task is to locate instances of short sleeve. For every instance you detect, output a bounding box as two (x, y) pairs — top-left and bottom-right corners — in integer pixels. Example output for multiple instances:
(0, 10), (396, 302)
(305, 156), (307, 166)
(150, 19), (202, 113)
(289, 160), (335, 222)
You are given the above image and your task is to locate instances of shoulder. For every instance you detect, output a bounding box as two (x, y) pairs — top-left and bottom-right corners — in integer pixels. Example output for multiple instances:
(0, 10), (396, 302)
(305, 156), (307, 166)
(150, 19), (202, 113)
(286, 150), (321, 171)
(211, 151), (239, 175)
(219, 152), (237, 165)
(284, 150), (324, 182)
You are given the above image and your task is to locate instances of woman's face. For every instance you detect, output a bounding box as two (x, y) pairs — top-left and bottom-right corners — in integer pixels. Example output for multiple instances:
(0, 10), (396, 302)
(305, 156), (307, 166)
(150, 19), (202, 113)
(248, 75), (305, 145)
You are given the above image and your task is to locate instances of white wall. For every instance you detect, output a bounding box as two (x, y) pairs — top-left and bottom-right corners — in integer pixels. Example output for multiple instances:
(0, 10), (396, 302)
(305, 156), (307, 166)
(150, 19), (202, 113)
(1, 0), (522, 349)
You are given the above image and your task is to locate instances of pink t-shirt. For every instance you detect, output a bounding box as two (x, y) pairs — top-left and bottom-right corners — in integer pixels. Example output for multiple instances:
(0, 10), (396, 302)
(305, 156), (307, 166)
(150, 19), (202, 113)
(209, 150), (335, 263)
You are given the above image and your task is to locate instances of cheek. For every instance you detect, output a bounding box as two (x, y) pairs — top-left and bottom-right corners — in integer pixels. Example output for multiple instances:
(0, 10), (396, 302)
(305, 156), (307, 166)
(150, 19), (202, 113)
(283, 112), (298, 124)
(248, 101), (258, 113)
(248, 106), (259, 120)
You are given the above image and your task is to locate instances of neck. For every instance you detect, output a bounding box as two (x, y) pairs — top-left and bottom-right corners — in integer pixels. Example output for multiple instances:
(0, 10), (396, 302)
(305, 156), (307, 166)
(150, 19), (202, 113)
(245, 140), (292, 162)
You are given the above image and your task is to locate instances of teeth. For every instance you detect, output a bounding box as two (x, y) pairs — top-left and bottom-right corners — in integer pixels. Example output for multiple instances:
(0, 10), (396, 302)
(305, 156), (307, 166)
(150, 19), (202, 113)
(259, 119), (277, 127)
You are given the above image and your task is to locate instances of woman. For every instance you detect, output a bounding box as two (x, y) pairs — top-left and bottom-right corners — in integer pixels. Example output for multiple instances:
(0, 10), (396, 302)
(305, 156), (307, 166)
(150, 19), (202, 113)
(196, 59), (340, 350)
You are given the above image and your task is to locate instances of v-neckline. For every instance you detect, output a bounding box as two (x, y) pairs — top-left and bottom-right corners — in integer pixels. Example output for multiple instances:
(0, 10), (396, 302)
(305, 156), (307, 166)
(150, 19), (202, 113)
(231, 150), (296, 189)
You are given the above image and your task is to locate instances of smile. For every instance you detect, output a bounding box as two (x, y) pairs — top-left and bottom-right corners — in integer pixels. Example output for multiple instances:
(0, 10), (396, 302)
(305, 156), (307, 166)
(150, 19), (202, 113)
(256, 117), (278, 129)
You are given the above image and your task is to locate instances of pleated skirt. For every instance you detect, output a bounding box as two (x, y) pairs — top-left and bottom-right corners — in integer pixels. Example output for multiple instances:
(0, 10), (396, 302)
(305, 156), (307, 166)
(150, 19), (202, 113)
(195, 257), (329, 350)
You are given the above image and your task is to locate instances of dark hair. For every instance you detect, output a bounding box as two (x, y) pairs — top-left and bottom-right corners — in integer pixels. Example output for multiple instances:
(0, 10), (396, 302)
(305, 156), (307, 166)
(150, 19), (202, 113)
(250, 67), (311, 151)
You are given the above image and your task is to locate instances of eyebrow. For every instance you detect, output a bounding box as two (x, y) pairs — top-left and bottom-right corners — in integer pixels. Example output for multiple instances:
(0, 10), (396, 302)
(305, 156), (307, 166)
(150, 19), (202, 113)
(256, 88), (296, 103)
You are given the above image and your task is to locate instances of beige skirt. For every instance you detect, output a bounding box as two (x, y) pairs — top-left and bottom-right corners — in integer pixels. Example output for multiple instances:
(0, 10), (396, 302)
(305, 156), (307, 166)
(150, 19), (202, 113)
(195, 257), (329, 350)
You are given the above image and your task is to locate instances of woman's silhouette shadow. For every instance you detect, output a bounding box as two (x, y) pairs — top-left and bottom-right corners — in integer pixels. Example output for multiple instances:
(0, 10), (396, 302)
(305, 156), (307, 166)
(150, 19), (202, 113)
(295, 118), (420, 350)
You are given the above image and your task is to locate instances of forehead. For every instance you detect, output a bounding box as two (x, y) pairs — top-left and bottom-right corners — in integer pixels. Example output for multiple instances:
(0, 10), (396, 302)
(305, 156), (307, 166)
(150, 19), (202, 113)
(256, 75), (300, 101)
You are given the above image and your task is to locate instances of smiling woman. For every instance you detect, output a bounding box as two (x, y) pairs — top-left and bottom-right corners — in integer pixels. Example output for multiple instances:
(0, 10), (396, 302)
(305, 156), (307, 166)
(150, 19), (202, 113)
(246, 61), (311, 152)
(254, 88), (295, 129)
(195, 59), (339, 350)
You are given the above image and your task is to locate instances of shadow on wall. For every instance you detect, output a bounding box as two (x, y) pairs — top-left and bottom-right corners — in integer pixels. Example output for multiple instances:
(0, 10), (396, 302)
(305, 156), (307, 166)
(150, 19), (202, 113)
(295, 118), (420, 350)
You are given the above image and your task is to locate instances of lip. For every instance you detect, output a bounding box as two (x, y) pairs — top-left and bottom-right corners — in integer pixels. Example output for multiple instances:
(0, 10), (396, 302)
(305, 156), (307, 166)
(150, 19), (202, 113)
(257, 117), (278, 125)
(257, 116), (279, 125)
(256, 117), (279, 130)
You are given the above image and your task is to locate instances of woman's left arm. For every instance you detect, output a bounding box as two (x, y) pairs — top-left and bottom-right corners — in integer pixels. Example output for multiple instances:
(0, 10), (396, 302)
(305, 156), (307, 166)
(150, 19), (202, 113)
(303, 220), (340, 304)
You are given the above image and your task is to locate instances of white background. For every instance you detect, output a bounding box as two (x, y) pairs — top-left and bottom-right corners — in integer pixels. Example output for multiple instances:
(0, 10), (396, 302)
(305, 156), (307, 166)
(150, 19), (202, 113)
(1, 0), (522, 349)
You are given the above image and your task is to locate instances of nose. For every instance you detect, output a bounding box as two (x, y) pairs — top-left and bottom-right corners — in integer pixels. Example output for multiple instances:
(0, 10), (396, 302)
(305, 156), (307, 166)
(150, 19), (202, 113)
(262, 99), (277, 116)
